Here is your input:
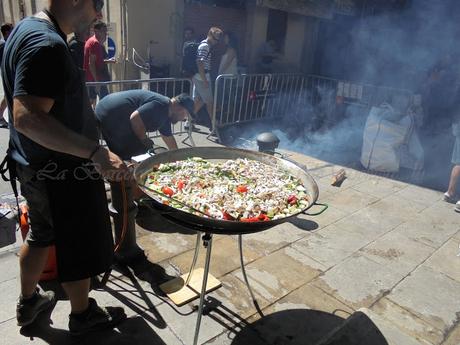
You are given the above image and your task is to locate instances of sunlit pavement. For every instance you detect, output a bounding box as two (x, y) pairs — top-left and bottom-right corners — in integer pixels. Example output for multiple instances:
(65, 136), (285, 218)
(0, 129), (459, 345)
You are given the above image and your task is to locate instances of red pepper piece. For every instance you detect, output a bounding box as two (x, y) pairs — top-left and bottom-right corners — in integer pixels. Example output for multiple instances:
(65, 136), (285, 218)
(240, 216), (260, 222)
(162, 186), (174, 197)
(258, 213), (269, 221)
(177, 180), (185, 190)
(236, 185), (248, 193)
(287, 195), (297, 205)
(222, 211), (234, 220)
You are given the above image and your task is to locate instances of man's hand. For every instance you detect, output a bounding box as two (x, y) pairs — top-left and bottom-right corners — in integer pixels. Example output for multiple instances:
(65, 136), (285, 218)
(141, 137), (155, 150)
(91, 146), (132, 181)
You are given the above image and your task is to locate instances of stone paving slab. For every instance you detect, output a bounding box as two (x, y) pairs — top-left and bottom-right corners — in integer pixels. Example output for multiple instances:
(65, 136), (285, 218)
(312, 254), (405, 310)
(233, 247), (321, 302)
(423, 237), (460, 283)
(359, 230), (435, 275)
(291, 223), (374, 270)
(394, 185), (443, 206)
(237, 223), (309, 257)
(351, 176), (408, 199)
(315, 169), (371, 197)
(151, 302), (222, 345)
(351, 308), (433, 345)
(443, 322), (460, 345)
(419, 200), (460, 227)
(168, 236), (262, 279)
(260, 283), (354, 320)
(387, 265), (460, 333)
(299, 204), (348, 231)
(137, 232), (198, 263)
(282, 245), (329, 272)
(0, 318), (49, 345)
(393, 214), (460, 249)
(322, 188), (379, 214)
(371, 297), (444, 345)
(0, 251), (19, 283)
(455, 230), (460, 241)
(209, 273), (271, 320)
(334, 194), (427, 237)
(121, 260), (271, 345)
(0, 278), (20, 323)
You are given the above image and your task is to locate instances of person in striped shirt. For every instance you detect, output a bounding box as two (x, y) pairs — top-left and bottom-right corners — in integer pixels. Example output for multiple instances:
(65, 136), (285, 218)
(192, 27), (222, 127)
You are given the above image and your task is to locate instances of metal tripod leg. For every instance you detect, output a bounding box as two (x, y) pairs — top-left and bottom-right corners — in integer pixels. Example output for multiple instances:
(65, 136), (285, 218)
(193, 233), (213, 345)
(238, 234), (264, 317)
(184, 232), (201, 286)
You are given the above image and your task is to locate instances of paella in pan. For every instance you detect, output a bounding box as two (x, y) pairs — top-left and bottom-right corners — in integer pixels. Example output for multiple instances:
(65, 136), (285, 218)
(144, 157), (310, 222)
(135, 147), (323, 234)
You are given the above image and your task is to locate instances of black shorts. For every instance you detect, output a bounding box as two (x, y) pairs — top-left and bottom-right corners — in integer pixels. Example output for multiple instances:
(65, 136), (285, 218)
(17, 160), (114, 282)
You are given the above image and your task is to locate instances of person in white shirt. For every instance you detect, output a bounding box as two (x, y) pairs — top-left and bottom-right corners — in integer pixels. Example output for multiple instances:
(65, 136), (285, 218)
(218, 32), (238, 76)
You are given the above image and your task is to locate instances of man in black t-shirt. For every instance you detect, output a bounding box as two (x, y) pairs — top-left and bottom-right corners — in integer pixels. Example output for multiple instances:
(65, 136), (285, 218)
(2, 0), (129, 334)
(68, 26), (89, 69)
(95, 90), (194, 159)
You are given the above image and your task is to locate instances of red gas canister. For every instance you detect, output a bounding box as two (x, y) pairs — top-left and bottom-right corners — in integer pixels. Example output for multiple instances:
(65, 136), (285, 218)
(20, 205), (57, 281)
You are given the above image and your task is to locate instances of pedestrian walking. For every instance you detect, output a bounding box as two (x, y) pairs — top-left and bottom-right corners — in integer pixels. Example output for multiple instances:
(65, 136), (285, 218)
(191, 26), (222, 128)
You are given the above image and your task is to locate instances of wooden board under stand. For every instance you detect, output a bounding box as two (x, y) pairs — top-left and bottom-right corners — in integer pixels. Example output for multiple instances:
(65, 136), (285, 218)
(159, 268), (222, 306)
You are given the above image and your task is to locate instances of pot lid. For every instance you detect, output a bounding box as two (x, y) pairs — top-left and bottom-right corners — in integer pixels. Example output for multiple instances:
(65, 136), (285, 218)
(256, 132), (280, 145)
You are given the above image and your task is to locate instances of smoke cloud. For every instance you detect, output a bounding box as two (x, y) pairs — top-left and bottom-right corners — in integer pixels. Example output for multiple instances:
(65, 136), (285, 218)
(223, 1), (459, 191)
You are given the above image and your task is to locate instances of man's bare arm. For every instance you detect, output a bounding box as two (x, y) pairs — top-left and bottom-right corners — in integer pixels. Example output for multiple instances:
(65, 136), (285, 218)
(14, 95), (129, 179)
(129, 110), (147, 141)
(161, 134), (178, 150)
(14, 96), (97, 158)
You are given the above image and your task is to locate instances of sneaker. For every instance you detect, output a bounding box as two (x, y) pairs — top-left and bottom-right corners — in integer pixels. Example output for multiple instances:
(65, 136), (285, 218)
(443, 192), (457, 204)
(455, 201), (460, 213)
(69, 298), (126, 336)
(16, 289), (56, 327)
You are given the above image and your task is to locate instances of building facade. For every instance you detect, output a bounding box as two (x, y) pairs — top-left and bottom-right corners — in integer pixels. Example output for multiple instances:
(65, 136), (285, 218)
(0, 0), (353, 81)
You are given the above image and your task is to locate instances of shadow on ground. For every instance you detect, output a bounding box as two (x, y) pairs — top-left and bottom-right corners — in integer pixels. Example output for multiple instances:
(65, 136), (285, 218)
(287, 217), (319, 231)
(230, 309), (389, 345)
(198, 295), (389, 344)
(20, 313), (166, 345)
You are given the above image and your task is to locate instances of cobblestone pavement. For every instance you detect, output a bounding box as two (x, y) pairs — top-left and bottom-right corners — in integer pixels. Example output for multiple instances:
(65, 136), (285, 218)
(0, 130), (459, 345)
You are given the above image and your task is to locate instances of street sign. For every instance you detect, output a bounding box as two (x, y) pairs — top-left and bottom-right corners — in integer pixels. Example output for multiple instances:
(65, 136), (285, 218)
(107, 37), (116, 59)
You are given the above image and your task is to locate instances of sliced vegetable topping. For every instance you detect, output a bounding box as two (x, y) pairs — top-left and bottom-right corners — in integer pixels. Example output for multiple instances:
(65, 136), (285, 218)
(146, 158), (310, 222)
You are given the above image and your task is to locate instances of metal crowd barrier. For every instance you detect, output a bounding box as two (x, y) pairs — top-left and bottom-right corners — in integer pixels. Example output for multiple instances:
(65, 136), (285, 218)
(212, 73), (309, 133)
(307, 74), (413, 108)
(86, 78), (195, 147)
(211, 73), (412, 135)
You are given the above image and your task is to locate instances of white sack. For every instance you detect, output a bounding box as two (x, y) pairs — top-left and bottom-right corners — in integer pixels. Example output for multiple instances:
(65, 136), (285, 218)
(361, 105), (411, 172)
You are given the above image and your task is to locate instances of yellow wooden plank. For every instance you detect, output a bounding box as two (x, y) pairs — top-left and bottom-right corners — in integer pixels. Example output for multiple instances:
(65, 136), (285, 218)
(160, 268), (222, 306)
